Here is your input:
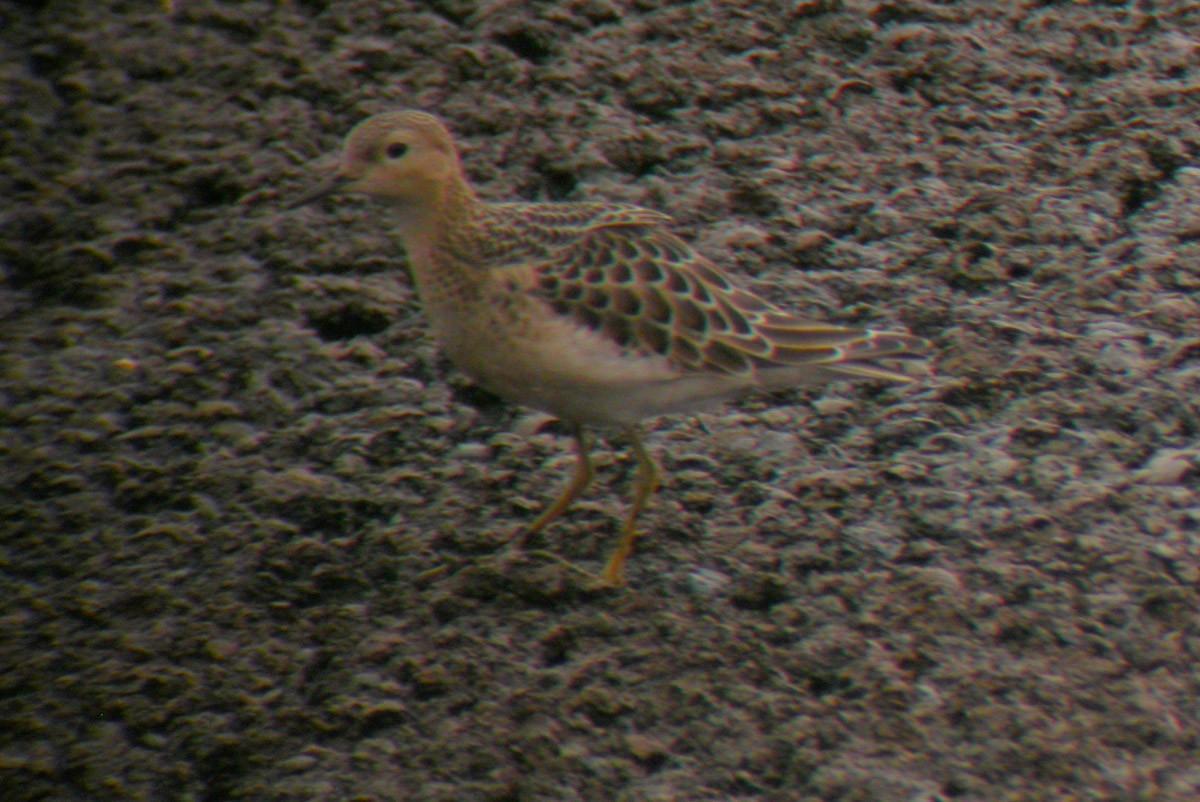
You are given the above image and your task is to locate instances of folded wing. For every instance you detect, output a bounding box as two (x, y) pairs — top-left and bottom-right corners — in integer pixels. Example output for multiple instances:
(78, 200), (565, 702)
(521, 210), (930, 385)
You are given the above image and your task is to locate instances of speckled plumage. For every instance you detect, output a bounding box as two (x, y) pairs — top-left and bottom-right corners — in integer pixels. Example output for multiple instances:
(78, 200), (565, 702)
(291, 110), (933, 586)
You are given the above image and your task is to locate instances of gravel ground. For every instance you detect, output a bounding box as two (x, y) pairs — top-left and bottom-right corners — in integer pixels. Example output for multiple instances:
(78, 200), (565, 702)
(3, 1), (1200, 800)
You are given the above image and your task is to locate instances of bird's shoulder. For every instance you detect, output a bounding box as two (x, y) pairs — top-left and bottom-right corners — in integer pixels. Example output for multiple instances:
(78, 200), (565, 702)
(478, 201), (673, 247)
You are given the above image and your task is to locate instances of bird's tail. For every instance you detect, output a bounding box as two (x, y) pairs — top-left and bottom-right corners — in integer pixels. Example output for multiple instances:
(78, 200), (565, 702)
(755, 320), (933, 386)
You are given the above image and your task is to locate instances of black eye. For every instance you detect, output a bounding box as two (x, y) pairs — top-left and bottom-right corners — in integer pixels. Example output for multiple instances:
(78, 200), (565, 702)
(385, 142), (409, 159)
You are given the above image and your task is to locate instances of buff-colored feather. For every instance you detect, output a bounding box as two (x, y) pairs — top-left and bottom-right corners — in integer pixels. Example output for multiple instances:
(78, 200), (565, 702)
(290, 110), (934, 586)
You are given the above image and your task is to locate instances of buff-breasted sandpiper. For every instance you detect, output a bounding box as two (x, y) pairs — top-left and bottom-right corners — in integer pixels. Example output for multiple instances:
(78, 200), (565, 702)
(290, 110), (932, 587)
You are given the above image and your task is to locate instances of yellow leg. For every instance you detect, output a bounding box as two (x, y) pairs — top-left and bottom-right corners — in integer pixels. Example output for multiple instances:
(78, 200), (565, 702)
(599, 427), (662, 587)
(521, 426), (593, 541)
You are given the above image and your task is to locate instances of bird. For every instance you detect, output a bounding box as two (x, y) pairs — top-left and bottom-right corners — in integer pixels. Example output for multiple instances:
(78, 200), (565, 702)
(289, 110), (932, 587)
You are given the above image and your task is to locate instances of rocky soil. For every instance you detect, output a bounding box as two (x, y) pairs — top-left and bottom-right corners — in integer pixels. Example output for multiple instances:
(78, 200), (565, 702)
(3, 1), (1200, 800)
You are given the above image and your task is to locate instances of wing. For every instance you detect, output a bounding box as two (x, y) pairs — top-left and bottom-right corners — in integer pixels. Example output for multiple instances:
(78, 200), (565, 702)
(520, 211), (930, 384)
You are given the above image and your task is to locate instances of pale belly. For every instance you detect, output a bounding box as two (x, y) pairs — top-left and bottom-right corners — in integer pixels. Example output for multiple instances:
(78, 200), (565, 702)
(428, 300), (750, 428)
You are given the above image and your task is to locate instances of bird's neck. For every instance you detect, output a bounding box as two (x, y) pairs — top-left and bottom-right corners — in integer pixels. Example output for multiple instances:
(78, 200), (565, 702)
(391, 174), (478, 247)
(392, 177), (492, 320)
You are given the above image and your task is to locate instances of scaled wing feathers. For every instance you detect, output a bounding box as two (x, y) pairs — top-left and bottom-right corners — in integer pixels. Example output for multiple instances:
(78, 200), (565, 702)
(507, 205), (929, 383)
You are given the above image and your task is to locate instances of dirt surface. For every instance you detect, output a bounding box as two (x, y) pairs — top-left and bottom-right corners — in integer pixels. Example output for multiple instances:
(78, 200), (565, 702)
(4, 1), (1200, 800)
